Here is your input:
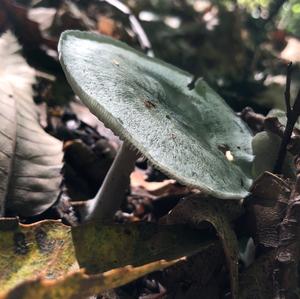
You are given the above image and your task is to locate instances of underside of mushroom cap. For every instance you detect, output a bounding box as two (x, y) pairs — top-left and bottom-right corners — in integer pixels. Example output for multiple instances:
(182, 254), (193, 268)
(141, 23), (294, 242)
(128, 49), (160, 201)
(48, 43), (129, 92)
(58, 30), (253, 199)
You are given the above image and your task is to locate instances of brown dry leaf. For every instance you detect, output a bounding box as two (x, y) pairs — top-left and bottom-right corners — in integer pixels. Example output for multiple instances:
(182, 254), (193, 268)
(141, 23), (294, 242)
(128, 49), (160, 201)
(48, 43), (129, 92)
(164, 194), (242, 299)
(0, 31), (63, 217)
(50, 2), (94, 37)
(246, 171), (291, 248)
(0, 0), (57, 50)
(0, 218), (214, 299)
(97, 16), (121, 39)
(130, 169), (176, 195)
(0, 260), (180, 299)
(159, 240), (224, 298)
(239, 251), (275, 299)
(63, 139), (116, 200)
(28, 7), (56, 32)
(70, 102), (121, 148)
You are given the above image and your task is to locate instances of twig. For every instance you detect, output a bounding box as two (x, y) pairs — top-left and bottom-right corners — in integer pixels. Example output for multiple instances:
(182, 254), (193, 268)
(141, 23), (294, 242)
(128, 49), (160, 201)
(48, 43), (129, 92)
(273, 120), (296, 174)
(273, 63), (300, 174)
(284, 62), (293, 117)
(100, 0), (154, 56)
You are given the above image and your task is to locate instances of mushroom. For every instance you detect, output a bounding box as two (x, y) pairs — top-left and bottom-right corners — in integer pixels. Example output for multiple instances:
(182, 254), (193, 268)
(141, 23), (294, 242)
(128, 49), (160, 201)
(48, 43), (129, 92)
(58, 30), (253, 222)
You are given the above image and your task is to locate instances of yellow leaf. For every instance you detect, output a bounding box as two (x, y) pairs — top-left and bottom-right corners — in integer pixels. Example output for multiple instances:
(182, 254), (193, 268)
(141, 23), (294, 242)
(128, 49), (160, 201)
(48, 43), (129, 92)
(0, 218), (214, 298)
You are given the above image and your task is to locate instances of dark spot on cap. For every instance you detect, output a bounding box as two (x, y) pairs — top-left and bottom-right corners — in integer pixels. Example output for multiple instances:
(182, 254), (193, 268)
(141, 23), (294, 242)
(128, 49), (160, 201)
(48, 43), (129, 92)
(166, 115), (171, 120)
(14, 232), (29, 255)
(144, 100), (156, 109)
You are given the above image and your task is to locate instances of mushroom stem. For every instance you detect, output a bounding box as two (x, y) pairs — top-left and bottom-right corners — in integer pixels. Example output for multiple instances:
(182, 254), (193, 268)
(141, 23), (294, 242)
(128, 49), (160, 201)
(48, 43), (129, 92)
(83, 142), (137, 222)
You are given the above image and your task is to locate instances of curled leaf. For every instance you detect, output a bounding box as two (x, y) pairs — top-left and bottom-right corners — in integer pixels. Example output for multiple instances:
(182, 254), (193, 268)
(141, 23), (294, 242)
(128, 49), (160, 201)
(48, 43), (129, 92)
(0, 260), (180, 299)
(239, 251), (275, 299)
(164, 194), (241, 299)
(247, 172), (290, 248)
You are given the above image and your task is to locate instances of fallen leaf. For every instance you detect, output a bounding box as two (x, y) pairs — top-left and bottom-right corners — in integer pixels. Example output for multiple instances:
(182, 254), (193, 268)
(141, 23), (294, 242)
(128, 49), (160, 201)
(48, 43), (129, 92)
(0, 260), (180, 299)
(97, 16), (121, 38)
(70, 102), (121, 148)
(164, 194), (242, 299)
(0, 0), (57, 50)
(0, 218), (77, 296)
(28, 7), (56, 32)
(0, 31), (63, 216)
(158, 240), (224, 299)
(50, 2), (95, 37)
(0, 218), (215, 298)
(239, 251), (275, 299)
(63, 139), (116, 200)
(130, 169), (176, 194)
(72, 221), (213, 274)
(247, 172), (290, 248)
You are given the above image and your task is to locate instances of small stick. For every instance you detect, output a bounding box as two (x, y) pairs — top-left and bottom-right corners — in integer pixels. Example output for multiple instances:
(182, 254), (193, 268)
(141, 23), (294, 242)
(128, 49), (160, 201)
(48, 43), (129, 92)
(273, 63), (300, 174)
(100, 0), (154, 56)
(284, 62), (292, 117)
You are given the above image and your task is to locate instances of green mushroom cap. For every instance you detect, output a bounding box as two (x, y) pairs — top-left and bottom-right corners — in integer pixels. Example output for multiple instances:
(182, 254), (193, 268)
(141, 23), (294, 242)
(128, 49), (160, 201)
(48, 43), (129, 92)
(58, 30), (253, 199)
